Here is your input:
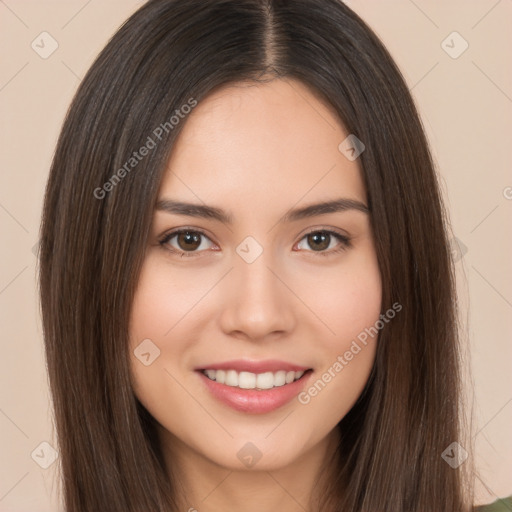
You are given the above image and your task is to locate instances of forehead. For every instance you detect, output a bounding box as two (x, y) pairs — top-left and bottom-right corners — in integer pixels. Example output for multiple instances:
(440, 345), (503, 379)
(159, 78), (367, 210)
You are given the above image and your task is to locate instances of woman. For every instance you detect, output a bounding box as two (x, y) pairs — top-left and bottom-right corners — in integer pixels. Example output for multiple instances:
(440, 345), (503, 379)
(38, 0), (507, 510)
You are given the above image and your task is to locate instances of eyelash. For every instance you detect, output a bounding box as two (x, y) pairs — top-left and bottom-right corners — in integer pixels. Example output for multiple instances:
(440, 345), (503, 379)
(158, 227), (352, 258)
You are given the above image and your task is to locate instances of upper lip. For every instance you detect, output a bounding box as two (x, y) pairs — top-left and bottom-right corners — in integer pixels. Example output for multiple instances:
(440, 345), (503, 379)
(196, 359), (311, 374)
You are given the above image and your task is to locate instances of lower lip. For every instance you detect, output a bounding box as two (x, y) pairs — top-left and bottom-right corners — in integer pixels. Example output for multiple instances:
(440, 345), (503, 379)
(197, 370), (313, 414)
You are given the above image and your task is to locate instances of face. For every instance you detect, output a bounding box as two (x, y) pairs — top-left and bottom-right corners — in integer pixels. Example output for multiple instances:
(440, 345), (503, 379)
(129, 78), (382, 473)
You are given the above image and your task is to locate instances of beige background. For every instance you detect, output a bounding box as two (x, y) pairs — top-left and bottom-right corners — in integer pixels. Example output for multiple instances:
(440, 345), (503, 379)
(0, 1), (511, 510)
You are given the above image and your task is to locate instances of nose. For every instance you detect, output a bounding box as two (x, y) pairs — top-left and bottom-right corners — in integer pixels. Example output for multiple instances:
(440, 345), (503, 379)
(218, 250), (296, 342)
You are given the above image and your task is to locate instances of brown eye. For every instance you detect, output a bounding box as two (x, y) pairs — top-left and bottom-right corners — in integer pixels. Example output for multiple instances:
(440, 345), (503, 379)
(307, 232), (331, 251)
(296, 230), (351, 256)
(159, 229), (215, 257)
(176, 231), (202, 251)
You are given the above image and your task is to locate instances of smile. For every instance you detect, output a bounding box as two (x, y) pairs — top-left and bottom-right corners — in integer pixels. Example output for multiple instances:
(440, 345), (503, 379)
(201, 369), (306, 390)
(196, 361), (313, 414)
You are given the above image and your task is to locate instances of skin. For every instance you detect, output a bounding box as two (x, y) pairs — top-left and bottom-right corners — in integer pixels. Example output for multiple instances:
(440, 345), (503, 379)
(129, 78), (382, 512)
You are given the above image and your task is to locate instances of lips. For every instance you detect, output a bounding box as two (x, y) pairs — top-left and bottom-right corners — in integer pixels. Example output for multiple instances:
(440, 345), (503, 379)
(195, 359), (313, 413)
(195, 359), (310, 374)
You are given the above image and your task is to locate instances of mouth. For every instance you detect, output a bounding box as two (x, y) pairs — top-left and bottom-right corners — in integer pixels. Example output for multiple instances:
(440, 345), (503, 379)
(200, 368), (309, 390)
(195, 360), (313, 414)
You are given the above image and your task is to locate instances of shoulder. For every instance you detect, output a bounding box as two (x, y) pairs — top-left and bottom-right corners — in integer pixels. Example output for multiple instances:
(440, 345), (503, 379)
(474, 496), (512, 511)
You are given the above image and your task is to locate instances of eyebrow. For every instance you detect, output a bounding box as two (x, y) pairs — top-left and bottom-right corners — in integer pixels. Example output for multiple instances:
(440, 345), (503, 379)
(155, 197), (369, 224)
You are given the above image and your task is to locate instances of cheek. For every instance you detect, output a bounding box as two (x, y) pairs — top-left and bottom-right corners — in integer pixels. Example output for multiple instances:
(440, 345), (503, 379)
(296, 282), (381, 427)
(128, 261), (197, 433)
(128, 258), (195, 401)
(129, 256), (215, 344)
(296, 247), (382, 349)
(293, 246), (382, 410)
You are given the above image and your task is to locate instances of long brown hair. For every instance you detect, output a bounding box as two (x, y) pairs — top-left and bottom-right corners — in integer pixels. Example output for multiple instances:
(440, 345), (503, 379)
(38, 0), (474, 510)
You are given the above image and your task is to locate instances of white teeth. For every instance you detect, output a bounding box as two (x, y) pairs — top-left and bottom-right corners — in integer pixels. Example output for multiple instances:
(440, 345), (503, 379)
(225, 370), (238, 387)
(205, 369), (216, 380)
(202, 368), (307, 389)
(274, 370), (286, 386)
(238, 371), (256, 389)
(256, 372), (274, 390)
